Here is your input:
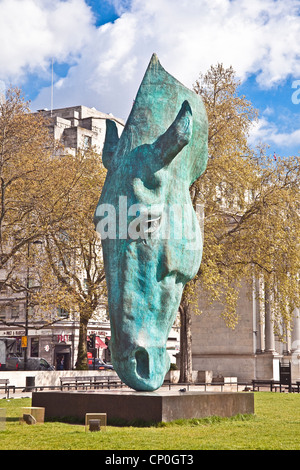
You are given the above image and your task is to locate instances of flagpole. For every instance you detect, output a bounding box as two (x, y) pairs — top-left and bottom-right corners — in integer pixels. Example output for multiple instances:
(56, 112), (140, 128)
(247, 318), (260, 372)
(51, 58), (54, 116)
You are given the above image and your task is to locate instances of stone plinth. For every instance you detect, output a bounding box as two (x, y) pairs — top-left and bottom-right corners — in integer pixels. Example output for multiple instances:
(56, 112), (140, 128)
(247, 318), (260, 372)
(32, 390), (254, 425)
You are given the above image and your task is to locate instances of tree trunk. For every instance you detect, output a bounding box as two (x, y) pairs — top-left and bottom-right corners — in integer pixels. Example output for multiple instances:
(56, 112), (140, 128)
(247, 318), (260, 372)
(76, 316), (88, 370)
(179, 299), (193, 383)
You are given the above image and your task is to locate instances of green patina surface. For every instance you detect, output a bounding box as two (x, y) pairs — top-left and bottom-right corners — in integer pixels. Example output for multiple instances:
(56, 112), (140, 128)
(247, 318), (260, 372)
(94, 54), (208, 391)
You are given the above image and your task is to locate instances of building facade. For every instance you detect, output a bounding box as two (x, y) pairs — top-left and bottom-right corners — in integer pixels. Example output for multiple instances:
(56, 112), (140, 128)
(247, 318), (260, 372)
(192, 280), (300, 383)
(39, 104), (125, 155)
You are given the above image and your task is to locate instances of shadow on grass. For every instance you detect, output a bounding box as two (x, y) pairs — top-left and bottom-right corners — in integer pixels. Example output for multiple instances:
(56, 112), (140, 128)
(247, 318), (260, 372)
(45, 413), (256, 428)
(6, 417), (20, 423)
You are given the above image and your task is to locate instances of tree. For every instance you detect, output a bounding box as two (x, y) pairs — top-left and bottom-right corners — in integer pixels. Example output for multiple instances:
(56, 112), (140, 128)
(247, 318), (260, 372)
(227, 152), (300, 336)
(191, 64), (258, 324)
(179, 64), (300, 382)
(0, 89), (108, 370)
(179, 64), (258, 381)
(0, 87), (58, 331)
(0, 88), (53, 277)
(31, 148), (107, 370)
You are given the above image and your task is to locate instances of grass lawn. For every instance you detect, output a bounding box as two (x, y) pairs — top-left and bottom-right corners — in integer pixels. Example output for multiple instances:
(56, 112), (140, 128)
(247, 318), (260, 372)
(0, 392), (299, 450)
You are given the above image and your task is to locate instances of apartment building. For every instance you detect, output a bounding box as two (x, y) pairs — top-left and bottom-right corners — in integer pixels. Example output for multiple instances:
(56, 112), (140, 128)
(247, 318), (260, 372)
(39, 105), (125, 155)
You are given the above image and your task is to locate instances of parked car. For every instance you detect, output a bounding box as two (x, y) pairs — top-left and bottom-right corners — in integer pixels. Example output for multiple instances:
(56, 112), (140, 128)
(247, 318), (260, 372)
(6, 355), (54, 371)
(88, 357), (114, 371)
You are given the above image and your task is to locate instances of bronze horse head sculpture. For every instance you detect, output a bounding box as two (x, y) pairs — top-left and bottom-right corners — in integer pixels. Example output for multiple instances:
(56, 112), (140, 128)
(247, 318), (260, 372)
(94, 54), (208, 390)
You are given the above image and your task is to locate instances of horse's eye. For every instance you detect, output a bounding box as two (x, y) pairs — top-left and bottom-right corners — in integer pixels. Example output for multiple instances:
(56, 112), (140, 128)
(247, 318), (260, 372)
(145, 216), (161, 233)
(141, 215), (161, 243)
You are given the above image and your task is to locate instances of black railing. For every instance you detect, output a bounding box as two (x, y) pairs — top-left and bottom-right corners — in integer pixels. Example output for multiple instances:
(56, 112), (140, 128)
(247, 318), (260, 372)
(1, 379), (300, 399)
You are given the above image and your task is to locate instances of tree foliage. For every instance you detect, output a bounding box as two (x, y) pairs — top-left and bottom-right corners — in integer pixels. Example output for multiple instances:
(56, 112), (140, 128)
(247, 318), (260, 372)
(0, 87), (57, 331)
(179, 64), (300, 381)
(0, 88), (52, 278)
(32, 149), (107, 369)
(0, 88), (107, 369)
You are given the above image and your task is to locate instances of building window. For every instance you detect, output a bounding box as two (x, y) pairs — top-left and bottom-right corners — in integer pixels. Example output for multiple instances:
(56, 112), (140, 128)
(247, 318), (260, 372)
(83, 135), (92, 149)
(31, 338), (39, 357)
(28, 278), (40, 289)
(57, 307), (69, 318)
(0, 306), (6, 320)
(11, 305), (19, 318)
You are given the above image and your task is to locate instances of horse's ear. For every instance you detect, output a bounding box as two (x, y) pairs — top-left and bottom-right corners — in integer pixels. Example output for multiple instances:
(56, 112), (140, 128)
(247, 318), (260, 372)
(102, 120), (119, 169)
(153, 100), (193, 167)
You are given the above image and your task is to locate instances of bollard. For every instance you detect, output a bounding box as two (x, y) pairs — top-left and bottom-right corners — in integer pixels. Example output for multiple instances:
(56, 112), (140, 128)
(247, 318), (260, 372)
(89, 419), (101, 432)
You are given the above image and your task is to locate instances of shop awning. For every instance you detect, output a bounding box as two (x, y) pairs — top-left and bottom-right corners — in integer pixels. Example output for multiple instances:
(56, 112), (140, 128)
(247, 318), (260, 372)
(96, 337), (107, 349)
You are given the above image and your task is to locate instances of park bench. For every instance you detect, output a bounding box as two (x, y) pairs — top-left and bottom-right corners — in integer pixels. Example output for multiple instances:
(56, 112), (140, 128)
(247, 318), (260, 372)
(60, 376), (95, 390)
(93, 375), (123, 389)
(0, 378), (15, 395)
(252, 379), (300, 393)
(252, 380), (280, 392)
(60, 375), (123, 391)
(294, 381), (300, 393)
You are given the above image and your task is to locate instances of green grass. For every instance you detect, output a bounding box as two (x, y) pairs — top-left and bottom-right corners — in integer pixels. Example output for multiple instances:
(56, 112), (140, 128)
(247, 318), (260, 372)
(0, 393), (299, 450)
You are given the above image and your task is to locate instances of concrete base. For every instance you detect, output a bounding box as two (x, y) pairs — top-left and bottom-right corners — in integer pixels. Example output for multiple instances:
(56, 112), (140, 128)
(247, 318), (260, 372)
(32, 390), (254, 424)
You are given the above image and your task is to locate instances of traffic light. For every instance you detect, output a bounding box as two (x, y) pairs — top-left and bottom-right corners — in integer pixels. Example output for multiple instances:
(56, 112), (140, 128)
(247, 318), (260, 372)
(87, 334), (96, 350)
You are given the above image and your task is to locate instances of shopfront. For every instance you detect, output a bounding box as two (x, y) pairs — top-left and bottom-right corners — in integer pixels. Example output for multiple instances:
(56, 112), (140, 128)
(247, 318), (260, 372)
(54, 344), (71, 370)
(1, 322), (112, 370)
(87, 328), (111, 362)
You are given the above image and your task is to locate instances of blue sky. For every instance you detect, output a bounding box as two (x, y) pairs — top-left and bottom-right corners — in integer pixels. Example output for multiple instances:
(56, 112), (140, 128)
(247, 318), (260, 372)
(1, 0), (300, 158)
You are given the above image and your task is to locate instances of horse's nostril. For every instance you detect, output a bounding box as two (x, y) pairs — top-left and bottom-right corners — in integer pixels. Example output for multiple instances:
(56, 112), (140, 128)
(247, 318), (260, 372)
(135, 348), (150, 379)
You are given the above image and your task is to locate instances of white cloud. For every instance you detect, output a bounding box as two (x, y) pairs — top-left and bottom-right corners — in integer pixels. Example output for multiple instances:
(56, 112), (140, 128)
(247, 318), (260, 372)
(0, 0), (94, 81)
(249, 116), (300, 152)
(2, 0), (300, 123)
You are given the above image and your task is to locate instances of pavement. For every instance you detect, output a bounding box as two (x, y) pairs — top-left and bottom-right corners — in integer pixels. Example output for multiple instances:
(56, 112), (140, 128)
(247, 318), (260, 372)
(1, 389), (32, 400)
